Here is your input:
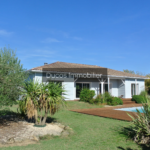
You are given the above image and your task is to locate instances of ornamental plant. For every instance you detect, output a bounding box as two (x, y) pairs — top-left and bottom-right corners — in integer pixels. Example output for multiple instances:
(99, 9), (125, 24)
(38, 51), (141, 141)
(79, 88), (95, 103)
(21, 80), (66, 126)
(128, 98), (150, 145)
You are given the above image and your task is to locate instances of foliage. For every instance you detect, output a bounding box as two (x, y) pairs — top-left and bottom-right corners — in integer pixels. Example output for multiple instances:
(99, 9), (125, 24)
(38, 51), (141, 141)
(94, 94), (102, 104)
(17, 100), (27, 117)
(0, 47), (28, 107)
(79, 88), (95, 103)
(132, 95), (147, 104)
(145, 78), (150, 95)
(140, 91), (148, 98)
(128, 98), (150, 145)
(107, 97), (123, 106)
(103, 92), (112, 102)
(79, 88), (122, 106)
(21, 80), (66, 125)
(88, 92), (121, 106)
(0, 107), (12, 116)
(123, 69), (135, 74)
(123, 69), (145, 76)
(93, 92), (112, 104)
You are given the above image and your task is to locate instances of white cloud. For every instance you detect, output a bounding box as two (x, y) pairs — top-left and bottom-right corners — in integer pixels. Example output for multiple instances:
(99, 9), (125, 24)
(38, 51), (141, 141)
(41, 38), (62, 43)
(72, 37), (83, 41)
(0, 30), (13, 36)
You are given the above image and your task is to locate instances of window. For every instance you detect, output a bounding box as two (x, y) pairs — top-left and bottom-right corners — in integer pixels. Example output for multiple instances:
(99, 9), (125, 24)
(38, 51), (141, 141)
(76, 83), (90, 98)
(99, 83), (111, 94)
(131, 83), (139, 96)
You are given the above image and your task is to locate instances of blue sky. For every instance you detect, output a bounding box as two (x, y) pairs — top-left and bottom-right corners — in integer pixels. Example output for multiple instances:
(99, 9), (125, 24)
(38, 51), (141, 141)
(0, 0), (150, 74)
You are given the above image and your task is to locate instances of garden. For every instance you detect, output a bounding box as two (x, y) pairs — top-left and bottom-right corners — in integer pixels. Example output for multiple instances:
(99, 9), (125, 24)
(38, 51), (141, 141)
(0, 47), (150, 149)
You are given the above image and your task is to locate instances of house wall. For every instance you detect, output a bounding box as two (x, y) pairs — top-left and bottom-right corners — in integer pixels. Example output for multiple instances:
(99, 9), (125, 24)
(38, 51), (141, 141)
(90, 82), (99, 98)
(34, 72), (42, 83)
(118, 80), (125, 98)
(125, 79), (145, 98)
(110, 79), (119, 97)
(137, 79), (145, 94)
(32, 72), (75, 100)
(29, 72), (145, 100)
(63, 81), (75, 100)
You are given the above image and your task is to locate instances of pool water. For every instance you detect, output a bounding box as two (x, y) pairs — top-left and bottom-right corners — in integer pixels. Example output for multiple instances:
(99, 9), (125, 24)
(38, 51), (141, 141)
(115, 107), (144, 113)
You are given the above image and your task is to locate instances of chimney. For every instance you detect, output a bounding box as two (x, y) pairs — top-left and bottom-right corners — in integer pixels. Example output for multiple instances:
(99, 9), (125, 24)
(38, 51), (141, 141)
(44, 63), (48, 65)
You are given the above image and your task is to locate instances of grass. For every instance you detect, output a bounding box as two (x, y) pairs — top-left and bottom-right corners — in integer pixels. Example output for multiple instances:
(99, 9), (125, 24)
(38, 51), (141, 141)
(0, 101), (148, 150)
(66, 101), (104, 110)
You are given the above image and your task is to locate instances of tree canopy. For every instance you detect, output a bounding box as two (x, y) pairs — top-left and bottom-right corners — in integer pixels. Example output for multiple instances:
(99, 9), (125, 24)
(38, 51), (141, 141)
(0, 47), (28, 107)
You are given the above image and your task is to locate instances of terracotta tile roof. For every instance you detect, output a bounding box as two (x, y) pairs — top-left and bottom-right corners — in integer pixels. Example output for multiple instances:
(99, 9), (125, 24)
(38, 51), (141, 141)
(30, 61), (146, 78)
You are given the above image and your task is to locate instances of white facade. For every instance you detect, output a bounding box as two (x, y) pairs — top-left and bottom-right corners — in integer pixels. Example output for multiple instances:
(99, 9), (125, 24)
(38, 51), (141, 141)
(29, 72), (145, 100)
(125, 79), (145, 98)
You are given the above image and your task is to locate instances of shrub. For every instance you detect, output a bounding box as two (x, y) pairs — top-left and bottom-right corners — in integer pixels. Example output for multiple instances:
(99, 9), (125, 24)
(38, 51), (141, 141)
(115, 97), (123, 105)
(80, 88), (95, 103)
(140, 90), (147, 98)
(89, 98), (95, 104)
(107, 97), (114, 105)
(94, 94), (102, 103)
(107, 97), (123, 106)
(132, 95), (146, 103)
(128, 98), (150, 145)
(103, 92), (112, 103)
(92, 92), (112, 105)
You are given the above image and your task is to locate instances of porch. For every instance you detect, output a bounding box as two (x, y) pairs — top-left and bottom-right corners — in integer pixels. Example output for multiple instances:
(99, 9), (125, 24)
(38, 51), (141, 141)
(75, 78), (126, 99)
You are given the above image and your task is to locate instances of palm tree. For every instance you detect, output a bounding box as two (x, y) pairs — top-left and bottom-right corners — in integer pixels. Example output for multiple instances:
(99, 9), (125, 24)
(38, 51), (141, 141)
(22, 80), (66, 126)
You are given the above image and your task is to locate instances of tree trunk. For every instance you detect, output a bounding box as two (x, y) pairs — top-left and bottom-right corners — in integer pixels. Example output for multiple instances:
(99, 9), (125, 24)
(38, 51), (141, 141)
(41, 111), (48, 125)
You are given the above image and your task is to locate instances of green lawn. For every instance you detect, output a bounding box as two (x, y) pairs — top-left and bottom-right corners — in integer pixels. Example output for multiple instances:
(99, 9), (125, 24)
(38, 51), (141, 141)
(0, 101), (148, 150)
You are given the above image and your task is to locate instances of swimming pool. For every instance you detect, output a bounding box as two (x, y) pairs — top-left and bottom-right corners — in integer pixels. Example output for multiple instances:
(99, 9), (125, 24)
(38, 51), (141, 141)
(115, 107), (144, 113)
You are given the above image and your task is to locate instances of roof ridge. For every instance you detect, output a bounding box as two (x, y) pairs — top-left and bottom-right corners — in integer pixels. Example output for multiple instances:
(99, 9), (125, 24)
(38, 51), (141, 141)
(57, 61), (102, 67)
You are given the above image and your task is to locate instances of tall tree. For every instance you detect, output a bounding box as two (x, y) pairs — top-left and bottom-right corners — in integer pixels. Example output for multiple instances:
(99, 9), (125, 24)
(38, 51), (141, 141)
(0, 47), (28, 107)
(123, 69), (146, 76)
(123, 69), (135, 74)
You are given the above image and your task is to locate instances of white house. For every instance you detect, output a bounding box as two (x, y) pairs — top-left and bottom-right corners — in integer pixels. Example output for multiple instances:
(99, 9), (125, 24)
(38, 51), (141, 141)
(28, 61), (146, 100)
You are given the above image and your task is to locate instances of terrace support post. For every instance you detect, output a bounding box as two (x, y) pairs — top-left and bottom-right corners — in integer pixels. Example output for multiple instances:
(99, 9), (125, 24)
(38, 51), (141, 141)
(135, 79), (137, 95)
(101, 82), (104, 94)
(108, 77), (110, 93)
